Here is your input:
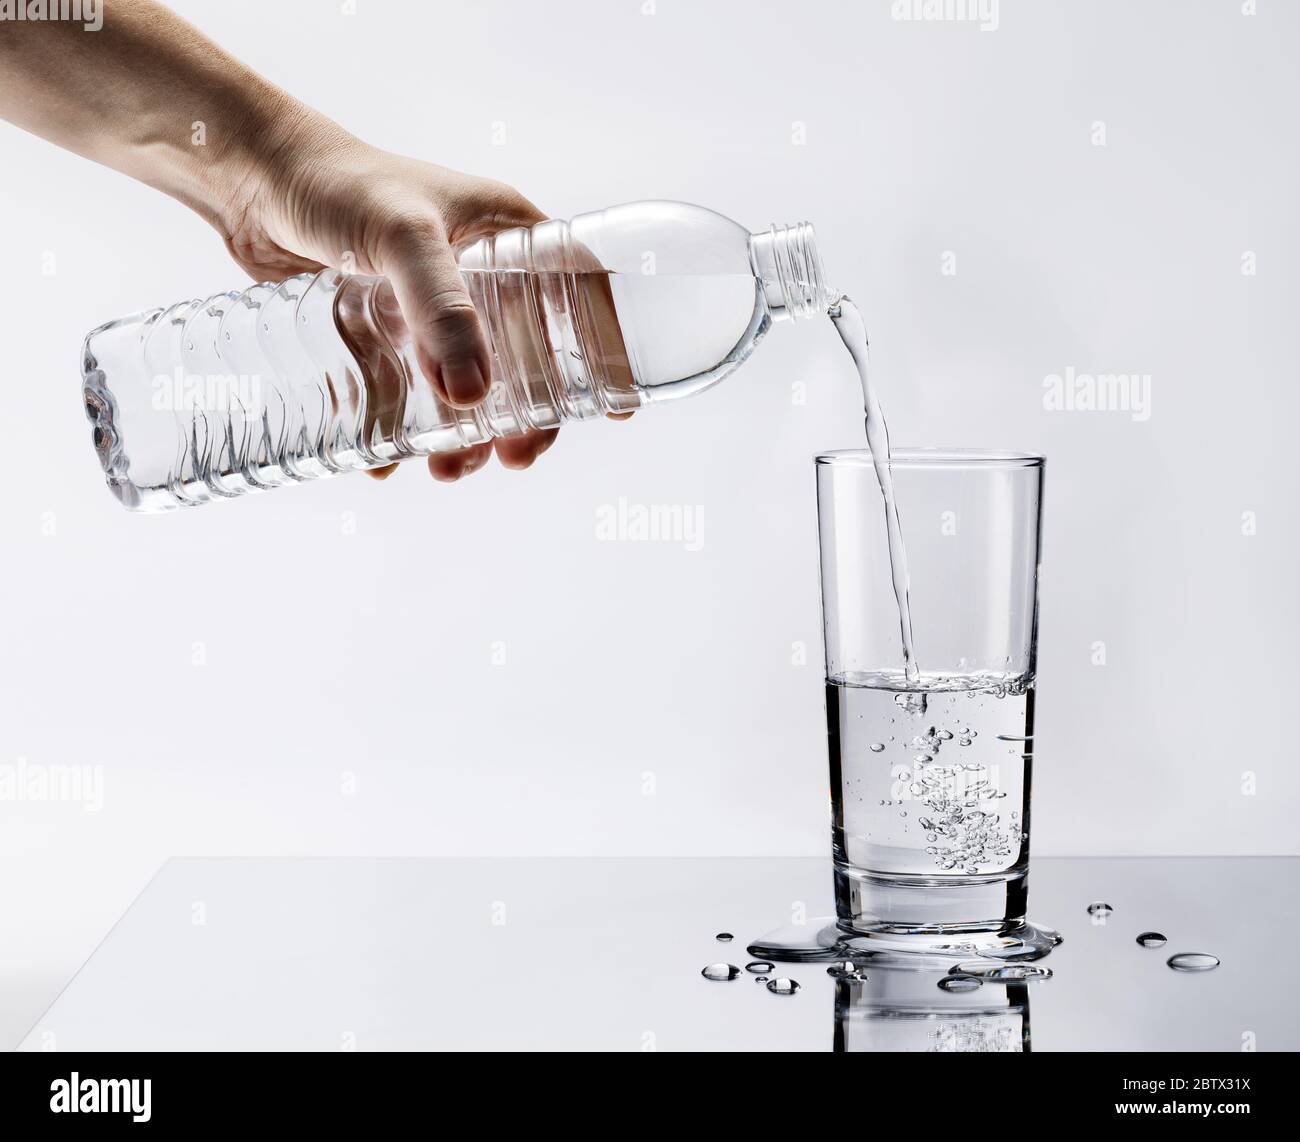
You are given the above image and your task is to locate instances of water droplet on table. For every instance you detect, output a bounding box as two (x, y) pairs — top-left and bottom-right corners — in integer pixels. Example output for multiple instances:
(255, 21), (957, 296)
(766, 978), (801, 996)
(826, 960), (862, 979)
(745, 961), (774, 974)
(701, 963), (741, 981)
(952, 961), (1053, 982)
(869, 742), (885, 753)
(1136, 931), (1166, 948)
(1087, 901), (1113, 918)
(1167, 952), (1219, 972)
(938, 974), (982, 993)
(715, 932), (733, 942)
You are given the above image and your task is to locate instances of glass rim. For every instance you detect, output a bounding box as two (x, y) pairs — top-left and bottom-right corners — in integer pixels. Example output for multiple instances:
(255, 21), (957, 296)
(815, 448), (1045, 470)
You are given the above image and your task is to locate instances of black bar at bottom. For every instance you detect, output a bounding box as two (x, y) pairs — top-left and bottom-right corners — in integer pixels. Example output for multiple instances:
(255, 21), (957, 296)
(0, 1049), (1289, 1127)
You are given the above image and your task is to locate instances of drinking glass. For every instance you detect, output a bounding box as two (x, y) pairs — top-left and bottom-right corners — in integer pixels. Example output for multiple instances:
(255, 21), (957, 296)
(815, 448), (1055, 959)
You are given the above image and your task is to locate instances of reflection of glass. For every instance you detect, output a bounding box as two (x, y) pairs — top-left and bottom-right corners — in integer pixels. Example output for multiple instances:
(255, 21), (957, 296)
(833, 971), (1030, 1053)
(814, 450), (1056, 959)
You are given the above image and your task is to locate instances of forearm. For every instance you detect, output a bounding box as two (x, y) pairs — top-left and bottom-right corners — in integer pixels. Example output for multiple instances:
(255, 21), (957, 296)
(0, 0), (322, 231)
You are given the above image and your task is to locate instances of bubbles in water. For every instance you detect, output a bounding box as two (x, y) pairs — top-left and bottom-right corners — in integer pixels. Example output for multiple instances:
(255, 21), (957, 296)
(930, 1018), (1019, 1052)
(1167, 953), (1219, 972)
(745, 961), (775, 974)
(958, 738), (972, 747)
(1136, 932), (1167, 948)
(952, 961), (1053, 982)
(715, 932), (734, 942)
(937, 974), (983, 993)
(869, 743), (886, 753)
(902, 758), (1014, 873)
(1087, 901), (1113, 918)
(895, 691), (928, 716)
(766, 978), (801, 996)
(701, 963), (741, 981)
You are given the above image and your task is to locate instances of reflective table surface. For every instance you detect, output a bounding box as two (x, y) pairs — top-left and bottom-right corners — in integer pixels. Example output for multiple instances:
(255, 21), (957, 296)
(18, 856), (1296, 1051)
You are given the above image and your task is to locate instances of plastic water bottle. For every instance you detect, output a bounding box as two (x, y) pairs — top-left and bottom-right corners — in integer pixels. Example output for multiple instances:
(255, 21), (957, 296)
(81, 201), (834, 512)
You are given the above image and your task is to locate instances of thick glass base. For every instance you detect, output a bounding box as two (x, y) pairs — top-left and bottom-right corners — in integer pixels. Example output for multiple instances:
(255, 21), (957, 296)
(835, 863), (1029, 933)
(751, 862), (1059, 967)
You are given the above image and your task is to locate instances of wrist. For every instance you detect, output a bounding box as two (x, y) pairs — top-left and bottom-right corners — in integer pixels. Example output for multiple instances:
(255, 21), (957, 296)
(135, 79), (346, 239)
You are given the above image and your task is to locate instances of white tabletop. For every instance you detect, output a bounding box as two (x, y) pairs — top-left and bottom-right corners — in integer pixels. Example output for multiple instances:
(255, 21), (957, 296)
(18, 856), (1296, 1051)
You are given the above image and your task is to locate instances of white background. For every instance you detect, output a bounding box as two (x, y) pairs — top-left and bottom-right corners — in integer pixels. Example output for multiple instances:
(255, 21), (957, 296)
(1, 0), (1296, 1046)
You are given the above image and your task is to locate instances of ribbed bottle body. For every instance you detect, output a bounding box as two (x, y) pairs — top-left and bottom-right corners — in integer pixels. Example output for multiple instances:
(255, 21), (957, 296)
(81, 202), (822, 511)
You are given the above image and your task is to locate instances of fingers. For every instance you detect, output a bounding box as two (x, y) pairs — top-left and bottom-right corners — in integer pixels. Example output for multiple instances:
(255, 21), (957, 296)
(443, 179), (548, 248)
(421, 430), (559, 483)
(369, 179), (548, 417)
(427, 443), (493, 483)
(494, 428), (558, 470)
(363, 432), (559, 487)
(222, 234), (324, 283)
(377, 213), (492, 409)
(359, 177), (562, 484)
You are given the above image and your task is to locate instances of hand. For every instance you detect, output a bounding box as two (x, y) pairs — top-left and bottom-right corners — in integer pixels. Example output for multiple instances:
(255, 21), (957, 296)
(0, 3), (567, 483)
(219, 113), (557, 482)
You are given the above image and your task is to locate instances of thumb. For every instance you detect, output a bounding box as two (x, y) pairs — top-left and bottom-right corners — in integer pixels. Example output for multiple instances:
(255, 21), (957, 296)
(377, 215), (491, 408)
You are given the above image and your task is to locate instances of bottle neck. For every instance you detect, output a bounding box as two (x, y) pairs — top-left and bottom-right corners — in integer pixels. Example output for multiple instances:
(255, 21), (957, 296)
(749, 222), (835, 322)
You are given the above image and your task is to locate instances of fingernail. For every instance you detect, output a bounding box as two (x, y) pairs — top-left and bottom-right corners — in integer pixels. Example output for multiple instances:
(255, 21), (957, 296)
(443, 359), (488, 406)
